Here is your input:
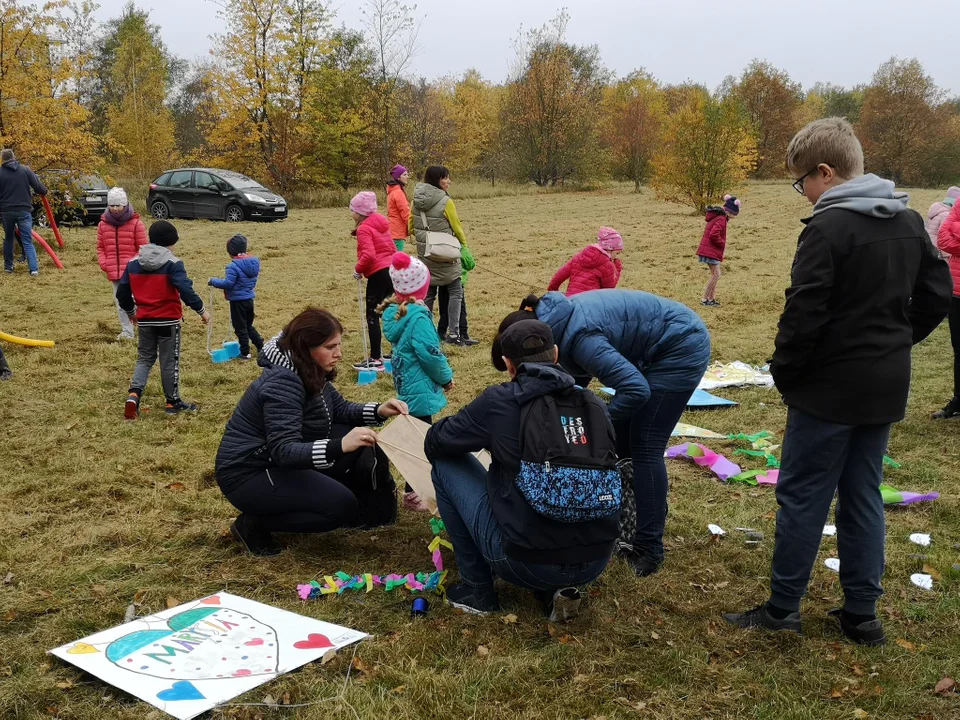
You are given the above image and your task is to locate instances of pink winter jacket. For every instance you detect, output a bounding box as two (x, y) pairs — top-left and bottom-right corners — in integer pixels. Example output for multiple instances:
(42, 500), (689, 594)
(354, 212), (396, 277)
(547, 244), (622, 296)
(96, 213), (148, 281)
(937, 202), (960, 297)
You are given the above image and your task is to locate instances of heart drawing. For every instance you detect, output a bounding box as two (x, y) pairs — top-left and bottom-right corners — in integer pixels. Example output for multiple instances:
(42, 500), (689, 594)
(156, 680), (206, 702)
(105, 606), (279, 681)
(293, 633), (334, 650)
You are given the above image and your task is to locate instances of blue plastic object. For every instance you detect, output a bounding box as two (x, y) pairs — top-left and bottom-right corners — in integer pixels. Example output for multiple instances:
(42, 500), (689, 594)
(357, 369), (378, 386)
(598, 386), (738, 408)
(383, 359), (393, 374)
(210, 340), (241, 364)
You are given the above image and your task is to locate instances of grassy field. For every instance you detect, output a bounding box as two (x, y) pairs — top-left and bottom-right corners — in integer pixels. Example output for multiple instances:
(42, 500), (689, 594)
(1, 182), (958, 720)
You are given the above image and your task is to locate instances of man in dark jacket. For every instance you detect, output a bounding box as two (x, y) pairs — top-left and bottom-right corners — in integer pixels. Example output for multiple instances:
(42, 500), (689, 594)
(725, 118), (952, 646)
(0, 148), (47, 275)
(424, 319), (617, 621)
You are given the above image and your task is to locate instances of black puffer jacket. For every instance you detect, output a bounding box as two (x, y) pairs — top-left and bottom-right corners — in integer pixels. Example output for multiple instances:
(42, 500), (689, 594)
(215, 334), (382, 492)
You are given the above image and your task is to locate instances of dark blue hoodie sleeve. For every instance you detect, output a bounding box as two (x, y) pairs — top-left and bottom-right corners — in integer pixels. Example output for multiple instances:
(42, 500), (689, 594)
(116, 266), (134, 314)
(424, 389), (494, 460)
(170, 260), (206, 314)
(568, 332), (650, 421)
(27, 168), (47, 196)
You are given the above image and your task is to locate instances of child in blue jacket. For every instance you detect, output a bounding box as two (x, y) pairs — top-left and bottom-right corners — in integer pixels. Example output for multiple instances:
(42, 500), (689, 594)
(378, 251), (454, 511)
(209, 234), (263, 359)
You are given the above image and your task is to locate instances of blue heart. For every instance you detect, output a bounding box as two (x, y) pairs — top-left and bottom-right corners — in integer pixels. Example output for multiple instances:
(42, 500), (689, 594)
(156, 681), (205, 702)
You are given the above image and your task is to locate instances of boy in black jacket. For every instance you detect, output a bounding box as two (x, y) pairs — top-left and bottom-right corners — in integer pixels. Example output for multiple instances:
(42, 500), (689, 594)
(724, 118), (951, 645)
(424, 319), (617, 621)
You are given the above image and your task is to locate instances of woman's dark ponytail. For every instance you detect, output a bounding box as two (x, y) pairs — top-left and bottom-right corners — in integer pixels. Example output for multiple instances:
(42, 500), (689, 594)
(519, 294), (540, 312)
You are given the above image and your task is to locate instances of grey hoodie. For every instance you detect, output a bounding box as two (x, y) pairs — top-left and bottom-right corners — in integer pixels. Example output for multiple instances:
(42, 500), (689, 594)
(813, 173), (909, 218)
(138, 244), (178, 271)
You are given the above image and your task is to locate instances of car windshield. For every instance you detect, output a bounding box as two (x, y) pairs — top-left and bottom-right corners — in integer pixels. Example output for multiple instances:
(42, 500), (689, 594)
(223, 174), (266, 190)
(77, 175), (108, 190)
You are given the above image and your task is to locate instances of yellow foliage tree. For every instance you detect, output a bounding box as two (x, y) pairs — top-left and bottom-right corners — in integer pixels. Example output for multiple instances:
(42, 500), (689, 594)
(0, 0), (97, 174)
(602, 71), (666, 192)
(103, 5), (177, 180)
(445, 70), (498, 176)
(652, 94), (757, 212)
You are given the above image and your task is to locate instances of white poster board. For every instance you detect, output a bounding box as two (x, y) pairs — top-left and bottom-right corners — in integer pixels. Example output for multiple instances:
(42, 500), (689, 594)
(49, 592), (366, 720)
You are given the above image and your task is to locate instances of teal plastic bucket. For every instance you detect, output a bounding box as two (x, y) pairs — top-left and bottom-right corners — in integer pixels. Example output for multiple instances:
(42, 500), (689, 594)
(357, 369), (378, 386)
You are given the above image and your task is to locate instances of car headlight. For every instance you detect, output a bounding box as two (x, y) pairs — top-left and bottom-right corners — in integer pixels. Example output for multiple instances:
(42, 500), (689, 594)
(244, 193), (266, 203)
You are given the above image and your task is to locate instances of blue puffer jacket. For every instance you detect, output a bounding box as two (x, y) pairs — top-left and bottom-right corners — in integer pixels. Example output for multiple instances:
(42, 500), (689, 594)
(382, 302), (452, 417)
(209, 255), (260, 301)
(535, 290), (711, 421)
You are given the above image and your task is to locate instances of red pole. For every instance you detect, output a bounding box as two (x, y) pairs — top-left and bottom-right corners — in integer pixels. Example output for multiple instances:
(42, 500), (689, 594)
(30, 230), (64, 269)
(41, 195), (65, 248)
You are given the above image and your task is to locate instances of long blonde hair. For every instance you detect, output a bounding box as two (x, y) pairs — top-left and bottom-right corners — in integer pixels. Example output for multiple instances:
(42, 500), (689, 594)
(376, 294), (412, 318)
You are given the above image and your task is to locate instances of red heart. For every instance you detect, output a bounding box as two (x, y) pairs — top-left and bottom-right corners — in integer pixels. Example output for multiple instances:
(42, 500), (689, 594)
(233, 669), (252, 677)
(199, 596), (221, 605)
(293, 633), (334, 650)
(245, 638), (264, 646)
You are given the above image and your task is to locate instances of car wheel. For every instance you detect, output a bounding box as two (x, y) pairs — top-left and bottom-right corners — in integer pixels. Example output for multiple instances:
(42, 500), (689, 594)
(34, 211), (50, 228)
(151, 200), (170, 220)
(225, 204), (245, 222)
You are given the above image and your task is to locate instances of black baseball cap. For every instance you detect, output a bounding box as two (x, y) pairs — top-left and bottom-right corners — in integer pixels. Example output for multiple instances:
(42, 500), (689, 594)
(493, 319), (555, 370)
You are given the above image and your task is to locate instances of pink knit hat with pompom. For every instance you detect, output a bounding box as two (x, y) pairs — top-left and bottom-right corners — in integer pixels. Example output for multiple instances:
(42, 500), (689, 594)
(597, 227), (623, 252)
(389, 252), (431, 302)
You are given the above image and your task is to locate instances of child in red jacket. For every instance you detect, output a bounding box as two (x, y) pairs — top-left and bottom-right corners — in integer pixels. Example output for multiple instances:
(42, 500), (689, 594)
(697, 195), (741, 306)
(351, 191), (396, 371)
(548, 227), (623, 297)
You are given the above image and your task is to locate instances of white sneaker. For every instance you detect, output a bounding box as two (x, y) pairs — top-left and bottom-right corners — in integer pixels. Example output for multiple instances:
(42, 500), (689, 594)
(116, 332), (135, 341)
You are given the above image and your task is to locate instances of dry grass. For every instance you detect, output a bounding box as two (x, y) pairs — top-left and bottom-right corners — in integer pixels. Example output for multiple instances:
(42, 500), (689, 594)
(1, 182), (958, 720)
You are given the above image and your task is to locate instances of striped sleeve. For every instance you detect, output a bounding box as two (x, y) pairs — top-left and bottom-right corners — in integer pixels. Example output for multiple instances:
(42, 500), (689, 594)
(312, 439), (333, 469)
(363, 402), (382, 426)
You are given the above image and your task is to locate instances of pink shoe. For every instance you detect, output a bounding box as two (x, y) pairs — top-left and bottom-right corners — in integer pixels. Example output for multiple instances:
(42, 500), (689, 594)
(402, 491), (430, 513)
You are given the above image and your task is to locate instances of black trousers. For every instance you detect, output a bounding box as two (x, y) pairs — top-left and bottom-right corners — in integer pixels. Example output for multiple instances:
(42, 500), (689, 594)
(229, 299), (264, 357)
(365, 268), (394, 359)
(437, 285), (468, 337)
(950, 297), (960, 397)
(223, 442), (396, 533)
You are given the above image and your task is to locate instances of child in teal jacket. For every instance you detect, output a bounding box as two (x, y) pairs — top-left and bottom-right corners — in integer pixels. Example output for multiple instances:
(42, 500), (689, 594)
(379, 252), (454, 511)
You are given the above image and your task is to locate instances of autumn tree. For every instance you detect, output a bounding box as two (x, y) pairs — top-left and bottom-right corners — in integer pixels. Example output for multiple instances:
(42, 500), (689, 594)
(401, 78), (457, 175)
(444, 70), (498, 176)
(98, 4), (177, 179)
(602, 70), (666, 192)
(809, 82), (865, 123)
(502, 12), (608, 185)
(728, 60), (802, 178)
(858, 57), (949, 185)
(652, 93), (757, 212)
(0, 0), (97, 174)
(170, 61), (218, 162)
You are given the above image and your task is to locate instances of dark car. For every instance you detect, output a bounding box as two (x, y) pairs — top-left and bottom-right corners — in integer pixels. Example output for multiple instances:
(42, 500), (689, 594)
(147, 168), (288, 222)
(34, 172), (109, 227)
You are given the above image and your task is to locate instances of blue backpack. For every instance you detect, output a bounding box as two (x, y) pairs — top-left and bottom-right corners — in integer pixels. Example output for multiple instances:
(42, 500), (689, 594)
(516, 388), (622, 522)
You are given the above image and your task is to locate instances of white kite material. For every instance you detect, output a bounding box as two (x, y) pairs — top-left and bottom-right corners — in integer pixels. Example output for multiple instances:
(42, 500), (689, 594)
(377, 414), (491, 515)
(823, 525), (837, 536)
(707, 524), (726, 536)
(909, 533), (932, 547)
(824, 558), (841, 572)
(49, 593), (366, 720)
(910, 573), (934, 591)
(698, 361), (774, 391)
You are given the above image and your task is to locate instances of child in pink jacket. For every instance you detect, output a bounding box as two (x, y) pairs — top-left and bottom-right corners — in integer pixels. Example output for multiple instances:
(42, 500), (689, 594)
(351, 191), (396, 370)
(696, 195), (740, 306)
(548, 227), (623, 296)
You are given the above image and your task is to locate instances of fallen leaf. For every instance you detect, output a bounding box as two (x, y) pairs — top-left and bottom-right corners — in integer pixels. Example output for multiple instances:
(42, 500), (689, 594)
(853, 709), (869, 719)
(852, 665), (865, 677)
(501, 614), (518, 624)
(573, 674), (591, 684)
(262, 694), (278, 708)
(123, 604), (137, 623)
(351, 657), (370, 673)
(281, 692), (292, 705)
(829, 687), (846, 699)
(3, 572), (13, 585)
(2, 609), (16, 622)
(390, 685), (406, 695)
(92, 584), (107, 595)
(165, 596), (180, 609)
(934, 677), (957, 695)
(895, 638), (917, 651)
(165, 482), (186, 491)
(476, 645), (490, 657)
(922, 564), (943, 582)
(38, 662), (51, 674)
(46, 707), (59, 716)
(650, 631), (660, 640)
(558, 634), (573, 644)
(320, 648), (337, 665)
(546, 624), (558, 637)
(0, 666), (11, 677)
(55, 680), (74, 690)
(133, 590), (147, 605)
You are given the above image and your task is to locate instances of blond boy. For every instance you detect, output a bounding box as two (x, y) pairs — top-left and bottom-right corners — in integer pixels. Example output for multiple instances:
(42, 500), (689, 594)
(724, 118), (951, 645)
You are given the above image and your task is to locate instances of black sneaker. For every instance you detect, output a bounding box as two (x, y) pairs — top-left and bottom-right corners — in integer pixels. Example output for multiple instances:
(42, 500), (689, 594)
(165, 399), (198, 414)
(723, 603), (802, 634)
(535, 587), (582, 622)
(445, 583), (500, 616)
(618, 543), (662, 577)
(0, 367), (12, 381)
(353, 358), (385, 372)
(931, 397), (960, 419)
(828, 608), (886, 646)
(460, 336), (480, 346)
(442, 334), (464, 346)
(230, 516), (283, 557)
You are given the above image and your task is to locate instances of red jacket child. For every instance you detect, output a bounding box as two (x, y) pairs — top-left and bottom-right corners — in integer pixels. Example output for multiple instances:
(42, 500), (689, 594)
(97, 208), (148, 281)
(938, 201), (960, 297)
(548, 227), (624, 297)
(354, 212), (397, 278)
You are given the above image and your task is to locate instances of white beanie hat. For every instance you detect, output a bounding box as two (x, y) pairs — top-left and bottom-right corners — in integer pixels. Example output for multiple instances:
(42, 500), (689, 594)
(388, 252), (431, 301)
(107, 187), (128, 206)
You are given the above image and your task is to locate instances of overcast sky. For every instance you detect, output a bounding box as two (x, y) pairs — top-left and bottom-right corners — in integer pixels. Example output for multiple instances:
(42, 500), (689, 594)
(94, 0), (957, 95)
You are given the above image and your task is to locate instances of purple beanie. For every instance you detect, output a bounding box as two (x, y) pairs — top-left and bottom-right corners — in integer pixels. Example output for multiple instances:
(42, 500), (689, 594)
(946, 187), (960, 201)
(723, 194), (742, 216)
(597, 227), (624, 252)
(349, 191), (378, 216)
(390, 165), (407, 181)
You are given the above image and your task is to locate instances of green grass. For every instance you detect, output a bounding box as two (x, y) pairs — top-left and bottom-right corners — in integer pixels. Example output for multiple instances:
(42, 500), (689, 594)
(1, 183), (958, 720)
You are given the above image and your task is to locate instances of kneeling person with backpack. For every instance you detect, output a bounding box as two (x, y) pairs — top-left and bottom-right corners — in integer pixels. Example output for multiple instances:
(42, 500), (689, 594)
(424, 319), (619, 620)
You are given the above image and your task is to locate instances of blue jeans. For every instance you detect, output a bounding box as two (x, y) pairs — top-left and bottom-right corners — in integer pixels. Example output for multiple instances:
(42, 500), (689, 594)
(2, 211), (39, 273)
(614, 388), (696, 562)
(769, 407), (890, 616)
(431, 455), (610, 591)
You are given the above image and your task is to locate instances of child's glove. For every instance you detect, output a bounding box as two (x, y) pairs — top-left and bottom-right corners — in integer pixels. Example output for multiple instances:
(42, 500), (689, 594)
(353, 271), (363, 280)
(207, 279), (215, 286)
